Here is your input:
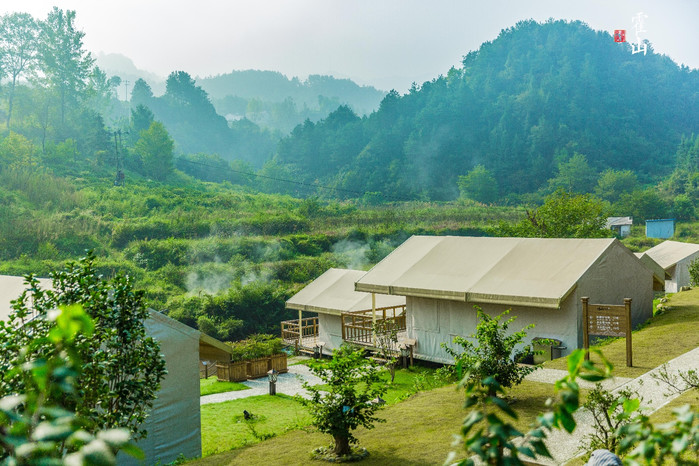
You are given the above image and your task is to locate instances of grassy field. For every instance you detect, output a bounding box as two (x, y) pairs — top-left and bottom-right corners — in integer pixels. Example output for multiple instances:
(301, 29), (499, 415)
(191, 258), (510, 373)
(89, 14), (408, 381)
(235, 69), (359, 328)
(192, 379), (563, 465)
(546, 289), (699, 378)
(200, 377), (250, 396)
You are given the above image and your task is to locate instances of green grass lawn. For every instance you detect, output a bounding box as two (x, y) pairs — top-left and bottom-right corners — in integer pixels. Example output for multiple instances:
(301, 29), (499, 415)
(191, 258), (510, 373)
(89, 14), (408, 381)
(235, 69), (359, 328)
(545, 289), (699, 378)
(200, 394), (311, 457)
(192, 379), (569, 465)
(200, 377), (250, 396)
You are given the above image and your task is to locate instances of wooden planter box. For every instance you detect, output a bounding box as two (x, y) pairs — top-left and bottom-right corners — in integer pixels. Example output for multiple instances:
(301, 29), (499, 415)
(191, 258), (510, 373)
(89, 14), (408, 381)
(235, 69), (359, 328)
(247, 357), (270, 379)
(268, 353), (288, 374)
(217, 361), (247, 382)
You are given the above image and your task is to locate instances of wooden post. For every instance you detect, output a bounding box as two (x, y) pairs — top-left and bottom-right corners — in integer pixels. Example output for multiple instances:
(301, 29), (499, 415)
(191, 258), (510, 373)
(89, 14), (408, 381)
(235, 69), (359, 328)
(582, 297), (589, 361)
(372, 293), (377, 346)
(625, 298), (633, 367)
(298, 309), (303, 348)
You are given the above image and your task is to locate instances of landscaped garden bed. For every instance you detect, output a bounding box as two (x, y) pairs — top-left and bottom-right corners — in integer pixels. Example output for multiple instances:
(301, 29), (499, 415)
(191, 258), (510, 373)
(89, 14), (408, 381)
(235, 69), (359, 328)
(217, 334), (289, 382)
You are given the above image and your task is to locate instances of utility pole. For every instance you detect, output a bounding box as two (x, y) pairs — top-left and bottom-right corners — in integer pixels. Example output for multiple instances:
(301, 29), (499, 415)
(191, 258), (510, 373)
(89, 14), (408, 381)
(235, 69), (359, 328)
(113, 130), (125, 187)
(124, 80), (130, 102)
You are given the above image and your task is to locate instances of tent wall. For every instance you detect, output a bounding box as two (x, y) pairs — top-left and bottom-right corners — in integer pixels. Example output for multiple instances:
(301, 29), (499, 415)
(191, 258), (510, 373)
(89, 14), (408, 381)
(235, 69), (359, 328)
(119, 312), (201, 465)
(318, 313), (344, 354)
(667, 252), (699, 293)
(406, 297), (578, 364)
(576, 243), (654, 342)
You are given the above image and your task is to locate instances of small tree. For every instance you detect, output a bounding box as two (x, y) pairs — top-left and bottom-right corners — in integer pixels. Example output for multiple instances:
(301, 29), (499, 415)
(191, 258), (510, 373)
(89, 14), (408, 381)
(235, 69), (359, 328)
(0, 252), (167, 440)
(582, 384), (642, 457)
(0, 304), (142, 464)
(299, 344), (388, 458)
(372, 319), (399, 383)
(458, 165), (499, 204)
(506, 189), (610, 238)
(688, 257), (699, 287)
(443, 307), (537, 397)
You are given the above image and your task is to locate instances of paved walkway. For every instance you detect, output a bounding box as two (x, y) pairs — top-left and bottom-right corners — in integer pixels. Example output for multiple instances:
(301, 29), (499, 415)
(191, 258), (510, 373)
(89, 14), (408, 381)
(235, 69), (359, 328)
(524, 346), (699, 465)
(200, 363), (322, 405)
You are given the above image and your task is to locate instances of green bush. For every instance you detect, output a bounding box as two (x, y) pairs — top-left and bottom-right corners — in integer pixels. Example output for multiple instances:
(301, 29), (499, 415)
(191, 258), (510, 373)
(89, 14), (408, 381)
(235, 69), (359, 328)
(228, 334), (285, 362)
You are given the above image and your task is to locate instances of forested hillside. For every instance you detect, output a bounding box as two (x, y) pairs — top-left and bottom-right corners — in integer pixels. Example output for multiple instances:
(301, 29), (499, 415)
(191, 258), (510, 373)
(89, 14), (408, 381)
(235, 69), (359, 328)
(275, 20), (699, 201)
(199, 70), (386, 133)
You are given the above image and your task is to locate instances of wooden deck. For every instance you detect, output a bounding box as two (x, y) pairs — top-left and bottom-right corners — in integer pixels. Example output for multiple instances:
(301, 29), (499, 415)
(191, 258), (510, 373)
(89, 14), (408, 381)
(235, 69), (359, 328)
(281, 305), (410, 353)
(281, 317), (319, 350)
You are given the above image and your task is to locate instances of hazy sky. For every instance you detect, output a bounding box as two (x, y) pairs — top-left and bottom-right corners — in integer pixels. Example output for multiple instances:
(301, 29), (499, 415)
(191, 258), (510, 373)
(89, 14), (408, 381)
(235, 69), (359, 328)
(2, 0), (697, 91)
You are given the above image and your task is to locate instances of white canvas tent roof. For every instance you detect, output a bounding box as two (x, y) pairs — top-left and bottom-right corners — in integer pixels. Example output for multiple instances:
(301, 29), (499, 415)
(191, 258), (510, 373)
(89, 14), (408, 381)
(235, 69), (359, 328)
(355, 236), (629, 309)
(0, 275), (52, 322)
(634, 252), (671, 282)
(286, 268), (405, 315)
(641, 240), (699, 270)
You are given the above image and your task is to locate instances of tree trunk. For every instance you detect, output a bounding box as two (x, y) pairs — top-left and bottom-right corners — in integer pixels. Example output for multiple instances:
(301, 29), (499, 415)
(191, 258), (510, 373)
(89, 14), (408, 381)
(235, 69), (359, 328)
(7, 77), (16, 129)
(332, 434), (351, 456)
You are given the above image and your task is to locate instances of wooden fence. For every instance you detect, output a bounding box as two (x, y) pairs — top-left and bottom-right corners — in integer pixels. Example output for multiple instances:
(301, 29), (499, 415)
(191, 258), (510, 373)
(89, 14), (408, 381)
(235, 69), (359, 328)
(199, 361), (219, 379)
(281, 317), (318, 347)
(216, 353), (289, 382)
(341, 305), (406, 345)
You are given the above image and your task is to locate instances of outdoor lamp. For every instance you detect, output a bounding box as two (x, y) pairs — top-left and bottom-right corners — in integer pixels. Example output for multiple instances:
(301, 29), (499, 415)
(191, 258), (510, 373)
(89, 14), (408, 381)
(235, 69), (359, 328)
(202, 360), (209, 379)
(267, 369), (279, 396)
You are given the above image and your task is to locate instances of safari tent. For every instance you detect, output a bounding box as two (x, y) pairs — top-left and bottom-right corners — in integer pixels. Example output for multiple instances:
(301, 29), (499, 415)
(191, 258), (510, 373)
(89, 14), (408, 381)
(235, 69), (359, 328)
(285, 268), (406, 353)
(123, 310), (202, 465)
(0, 275), (202, 465)
(641, 240), (699, 293)
(354, 236), (654, 364)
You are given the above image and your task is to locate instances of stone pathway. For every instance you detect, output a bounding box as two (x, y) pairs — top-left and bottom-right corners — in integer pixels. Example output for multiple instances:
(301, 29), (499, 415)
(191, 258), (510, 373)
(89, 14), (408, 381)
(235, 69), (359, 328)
(200, 363), (322, 405)
(523, 346), (699, 465)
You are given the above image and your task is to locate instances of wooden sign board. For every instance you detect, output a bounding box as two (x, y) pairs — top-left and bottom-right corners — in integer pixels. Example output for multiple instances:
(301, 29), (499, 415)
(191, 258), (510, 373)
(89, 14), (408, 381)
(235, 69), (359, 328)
(582, 297), (632, 367)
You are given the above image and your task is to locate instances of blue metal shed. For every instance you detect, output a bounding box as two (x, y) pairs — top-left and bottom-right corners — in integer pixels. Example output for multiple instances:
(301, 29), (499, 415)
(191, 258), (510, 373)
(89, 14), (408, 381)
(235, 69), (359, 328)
(646, 219), (675, 239)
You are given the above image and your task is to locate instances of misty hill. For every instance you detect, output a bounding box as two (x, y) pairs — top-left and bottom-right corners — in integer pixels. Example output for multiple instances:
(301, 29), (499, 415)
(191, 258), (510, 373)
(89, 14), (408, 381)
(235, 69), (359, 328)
(276, 20), (699, 201)
(131, 72), (276, 167)
(95, 52), (166, 96)
(198, 70), (386, 133)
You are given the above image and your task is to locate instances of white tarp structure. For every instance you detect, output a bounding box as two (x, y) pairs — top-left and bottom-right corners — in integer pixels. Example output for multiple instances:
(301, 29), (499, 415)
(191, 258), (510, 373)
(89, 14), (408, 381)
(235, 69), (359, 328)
(0, 275), (202, 465)
(0, 274), (52, 322)
(641, 240), (699, 293)
(286, 268), (405, 351)
(355, 236), (654, 363)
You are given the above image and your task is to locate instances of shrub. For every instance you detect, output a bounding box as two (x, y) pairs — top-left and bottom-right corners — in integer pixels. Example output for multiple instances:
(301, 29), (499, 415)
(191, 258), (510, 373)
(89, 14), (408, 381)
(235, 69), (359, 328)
(228, 334), (285, 362)
(443, 307), (538, 397)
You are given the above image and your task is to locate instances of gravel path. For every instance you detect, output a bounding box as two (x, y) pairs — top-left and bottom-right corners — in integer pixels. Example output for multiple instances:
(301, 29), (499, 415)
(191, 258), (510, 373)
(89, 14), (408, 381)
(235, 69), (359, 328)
(527, 346), (699, 465)
(200, 364), (322, 405)
(525, 368), (633, 391)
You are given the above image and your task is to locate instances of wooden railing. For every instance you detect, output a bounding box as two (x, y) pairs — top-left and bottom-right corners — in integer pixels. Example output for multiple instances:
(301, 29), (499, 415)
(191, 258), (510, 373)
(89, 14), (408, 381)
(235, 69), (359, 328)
(341, 305), (406, 345)
(281, 317), (318, 347)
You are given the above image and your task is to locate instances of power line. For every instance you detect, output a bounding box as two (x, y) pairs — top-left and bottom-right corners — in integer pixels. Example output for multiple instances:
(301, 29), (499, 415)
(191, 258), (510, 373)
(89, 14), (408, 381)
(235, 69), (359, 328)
(175, 157), (412, 202)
